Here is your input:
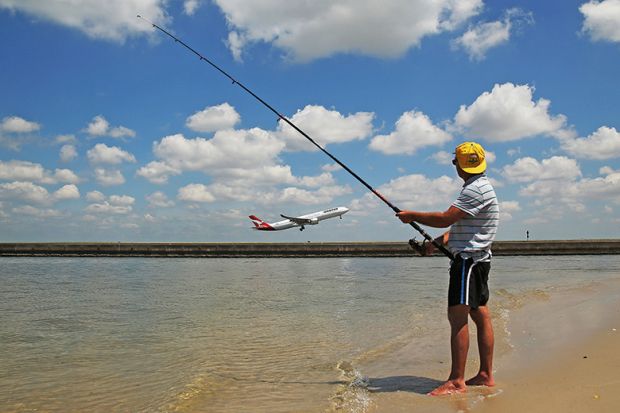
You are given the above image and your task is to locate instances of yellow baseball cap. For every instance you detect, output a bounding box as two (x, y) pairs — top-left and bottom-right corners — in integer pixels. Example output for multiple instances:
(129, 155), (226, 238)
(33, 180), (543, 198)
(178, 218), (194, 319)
(454, 142), (486, 174)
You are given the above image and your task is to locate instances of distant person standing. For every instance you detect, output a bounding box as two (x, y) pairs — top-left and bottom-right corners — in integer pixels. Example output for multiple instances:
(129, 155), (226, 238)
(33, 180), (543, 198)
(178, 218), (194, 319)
(396, 142), (499, 396)
(526, 230), (530, 241)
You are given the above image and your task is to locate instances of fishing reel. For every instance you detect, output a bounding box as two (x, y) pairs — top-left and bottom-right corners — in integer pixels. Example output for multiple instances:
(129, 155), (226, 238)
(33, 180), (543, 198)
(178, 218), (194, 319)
(408, 237), (428, 256)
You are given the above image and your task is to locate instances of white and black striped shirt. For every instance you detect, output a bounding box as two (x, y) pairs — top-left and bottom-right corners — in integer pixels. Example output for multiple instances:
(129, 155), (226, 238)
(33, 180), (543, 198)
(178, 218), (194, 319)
(448, 174), (499, 261)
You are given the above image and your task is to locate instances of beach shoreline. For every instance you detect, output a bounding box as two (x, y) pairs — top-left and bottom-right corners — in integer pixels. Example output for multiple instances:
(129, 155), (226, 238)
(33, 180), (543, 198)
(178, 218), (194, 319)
(363, 267), (620, 413)
(475, 276), (620, 412)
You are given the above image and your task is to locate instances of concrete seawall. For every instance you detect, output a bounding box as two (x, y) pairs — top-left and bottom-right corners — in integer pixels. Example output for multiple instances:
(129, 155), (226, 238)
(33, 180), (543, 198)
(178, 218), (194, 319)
(0, 240), (619, 257)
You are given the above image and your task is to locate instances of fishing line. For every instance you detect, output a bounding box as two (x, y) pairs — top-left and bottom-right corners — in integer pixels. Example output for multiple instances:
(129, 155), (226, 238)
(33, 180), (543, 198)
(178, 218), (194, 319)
(137, 15), (454, 260)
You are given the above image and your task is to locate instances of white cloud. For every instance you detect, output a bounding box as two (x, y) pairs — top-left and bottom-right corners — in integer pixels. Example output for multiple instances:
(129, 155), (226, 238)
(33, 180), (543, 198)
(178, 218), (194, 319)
(86, 116), (109, 136)
(221, 183), (352, 205)
(183, 0), (201, 16)
(51, 169), (80, 184)
(53, 184), (80, 200)
(136, 161), (181, 184)
(0, 115), (40, 133)
(485, 150), (496, 164)
(60, 145), (78, 162)
(369, 110), (452, 155)
(146, 191), (175, 208)
(441, 0), (485, 30)
(153, 130), (284, 172)
(380, 174), (461, 209)
(85, 115), (135, 138)
(86, 190), (106, 203)
(519, 167), (620, 209)
(454, 83), (568, 142)
(0, 181), (52, 204)
(502, 156), (582, 183)
(508, 162), (620, 221)
(431, 150), (454, 165)
(452, 8), (533, 61)
(279, 185), (352, 205)
(109, 126), (136, 139)
(576, 168), (620, 201)
(12, 205), (63, 218)
(322, 163), (342, 172)
(499, 200), (520, 221)
(87, 143), (136, 164)
(354, 174), (461, 214)
(109, 195), (135, 206)
(296, 172), (335, 188)
(0, 160), (79, 184)
(84, 192), (135, 215)
(0, 0), (168, 43)
(94, 168), (125, 186)
(148, 127), (349, 203)
(85, 202), (132, 214)
(0, 160), (47, 182)
(214, 0), (482, 62)
(277, 105), (374, 151)
(227, 31), (245, 62)
(54, 134), (77, 144)
(0, 181), (80, 205)
(500, 200), (520, 212)
(561, 126), (620, 159)
(453, 20), (509, 61)
(198, 183), (254, 202)
(186, 103), (241, 133)
(0, 116), (40, 149)
(580, 0), (620, 43)
(178, 183), (216, 203)
(177, 178), (351, 206)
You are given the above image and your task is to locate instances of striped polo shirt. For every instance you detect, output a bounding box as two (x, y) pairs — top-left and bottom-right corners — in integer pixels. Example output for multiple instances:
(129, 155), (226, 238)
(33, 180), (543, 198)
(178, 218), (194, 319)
(448, 174), (499, 261)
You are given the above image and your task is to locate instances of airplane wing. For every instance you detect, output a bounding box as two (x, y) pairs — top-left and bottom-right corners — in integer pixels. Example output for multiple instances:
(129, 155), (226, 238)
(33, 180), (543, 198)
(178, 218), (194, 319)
(280, 214), (314, 225)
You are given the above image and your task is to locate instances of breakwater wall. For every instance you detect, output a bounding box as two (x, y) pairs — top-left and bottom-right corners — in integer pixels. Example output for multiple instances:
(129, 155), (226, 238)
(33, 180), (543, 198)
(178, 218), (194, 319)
(0, 240), (619, 257)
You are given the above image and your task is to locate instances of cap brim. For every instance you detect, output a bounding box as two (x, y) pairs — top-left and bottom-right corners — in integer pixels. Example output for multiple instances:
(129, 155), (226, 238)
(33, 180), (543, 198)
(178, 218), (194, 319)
(461, 159), (486, 174)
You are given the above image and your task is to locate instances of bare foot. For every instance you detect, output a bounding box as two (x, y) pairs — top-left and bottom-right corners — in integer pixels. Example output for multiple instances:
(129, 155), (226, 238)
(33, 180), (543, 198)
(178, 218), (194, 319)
(428, 380), (467, 396)
(465, 372), (495, 387)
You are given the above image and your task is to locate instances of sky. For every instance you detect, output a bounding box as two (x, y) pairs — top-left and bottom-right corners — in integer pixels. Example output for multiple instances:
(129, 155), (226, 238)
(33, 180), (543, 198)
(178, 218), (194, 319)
(0, 0), (619, 243)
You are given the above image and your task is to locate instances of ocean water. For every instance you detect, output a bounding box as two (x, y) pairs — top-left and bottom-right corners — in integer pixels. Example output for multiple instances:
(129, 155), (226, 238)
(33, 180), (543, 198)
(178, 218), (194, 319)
(1, 255), (619, 413)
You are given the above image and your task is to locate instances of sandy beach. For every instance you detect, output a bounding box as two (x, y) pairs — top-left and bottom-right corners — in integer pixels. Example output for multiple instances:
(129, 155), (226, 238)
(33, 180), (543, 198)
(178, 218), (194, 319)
(475, 277), (620, 413)
(364, 271), (620, 413)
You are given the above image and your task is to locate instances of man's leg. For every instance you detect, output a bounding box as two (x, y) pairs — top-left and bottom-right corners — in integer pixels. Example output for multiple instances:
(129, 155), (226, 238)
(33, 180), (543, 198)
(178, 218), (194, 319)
(429, 304), (470, 396)
(466, 305), (495, 386)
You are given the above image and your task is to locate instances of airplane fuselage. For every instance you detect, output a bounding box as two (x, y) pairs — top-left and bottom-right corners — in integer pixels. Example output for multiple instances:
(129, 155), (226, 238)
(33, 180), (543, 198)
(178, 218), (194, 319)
(250, 206), (349, 231)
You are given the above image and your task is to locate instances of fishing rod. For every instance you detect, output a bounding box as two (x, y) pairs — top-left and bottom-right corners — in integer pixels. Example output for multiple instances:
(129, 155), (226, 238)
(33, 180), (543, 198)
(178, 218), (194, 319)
(137, 15), (454, 260)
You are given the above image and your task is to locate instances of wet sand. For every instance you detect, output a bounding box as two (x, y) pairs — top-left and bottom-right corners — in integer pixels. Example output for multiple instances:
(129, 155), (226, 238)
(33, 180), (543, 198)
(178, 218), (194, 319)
(365, 275), (620, 413)
(478, 325), (620, 412)
(476, 277), (620, 413)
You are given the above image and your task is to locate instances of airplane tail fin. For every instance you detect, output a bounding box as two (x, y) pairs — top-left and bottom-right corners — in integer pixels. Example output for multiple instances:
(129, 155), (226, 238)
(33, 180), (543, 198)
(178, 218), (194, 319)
(249, 215), (275, 230)
(249, 215), (264, 229)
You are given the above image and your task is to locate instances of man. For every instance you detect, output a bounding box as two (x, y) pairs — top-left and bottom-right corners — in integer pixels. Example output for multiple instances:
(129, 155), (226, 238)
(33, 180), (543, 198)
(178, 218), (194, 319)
(396, 141), (499, 396)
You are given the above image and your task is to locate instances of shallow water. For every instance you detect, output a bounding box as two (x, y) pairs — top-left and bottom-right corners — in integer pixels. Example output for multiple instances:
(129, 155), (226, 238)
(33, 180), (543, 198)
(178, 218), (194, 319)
(1, 255), (619, 412)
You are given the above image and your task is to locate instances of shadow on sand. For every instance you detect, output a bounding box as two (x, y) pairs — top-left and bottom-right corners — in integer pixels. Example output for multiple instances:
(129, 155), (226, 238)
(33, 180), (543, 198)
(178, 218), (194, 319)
(365, 376), (443, 395)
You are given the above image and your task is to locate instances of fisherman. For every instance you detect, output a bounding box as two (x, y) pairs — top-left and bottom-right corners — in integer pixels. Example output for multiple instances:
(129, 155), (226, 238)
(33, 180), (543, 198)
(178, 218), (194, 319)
(396, 142), (499, 396)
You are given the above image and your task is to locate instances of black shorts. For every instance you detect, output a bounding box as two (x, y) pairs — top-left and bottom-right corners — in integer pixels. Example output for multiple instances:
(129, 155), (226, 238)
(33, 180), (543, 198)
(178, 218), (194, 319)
(448, 255), (490, 309)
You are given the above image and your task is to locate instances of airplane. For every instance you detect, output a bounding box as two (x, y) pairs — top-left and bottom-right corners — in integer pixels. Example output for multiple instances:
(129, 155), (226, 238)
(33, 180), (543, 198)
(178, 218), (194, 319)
(249, 206), (349, 231)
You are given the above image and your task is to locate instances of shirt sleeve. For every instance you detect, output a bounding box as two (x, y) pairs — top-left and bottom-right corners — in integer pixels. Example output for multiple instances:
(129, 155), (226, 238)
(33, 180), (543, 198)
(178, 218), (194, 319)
(452, 186), (483, 216)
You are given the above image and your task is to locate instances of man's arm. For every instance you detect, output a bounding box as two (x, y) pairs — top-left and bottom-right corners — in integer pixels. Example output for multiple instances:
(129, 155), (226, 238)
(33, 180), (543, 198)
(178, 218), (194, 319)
(396, 205), (468, 228)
